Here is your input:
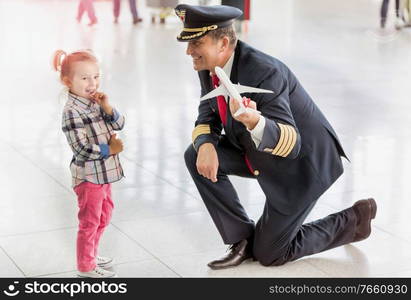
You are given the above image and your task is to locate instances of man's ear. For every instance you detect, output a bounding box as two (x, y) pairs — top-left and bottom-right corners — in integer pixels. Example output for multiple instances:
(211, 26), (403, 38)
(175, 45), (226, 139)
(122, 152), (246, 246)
(219, 36), (230, 52)
(62, 76), (71, 88)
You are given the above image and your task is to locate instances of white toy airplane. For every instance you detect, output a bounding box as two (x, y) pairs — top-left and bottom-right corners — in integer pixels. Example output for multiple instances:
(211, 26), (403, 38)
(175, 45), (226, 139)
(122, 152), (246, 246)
(200, 66), (274, 117)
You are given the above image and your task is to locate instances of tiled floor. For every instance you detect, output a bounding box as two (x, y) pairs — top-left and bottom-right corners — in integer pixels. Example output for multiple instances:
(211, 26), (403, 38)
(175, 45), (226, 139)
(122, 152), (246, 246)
(1, 0), (410, 277)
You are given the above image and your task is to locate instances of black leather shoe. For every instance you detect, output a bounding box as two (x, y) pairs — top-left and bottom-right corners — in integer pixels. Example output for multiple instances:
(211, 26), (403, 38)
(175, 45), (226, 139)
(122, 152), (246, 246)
(207, 239), (252, 270)
(352, 198), (377, 242)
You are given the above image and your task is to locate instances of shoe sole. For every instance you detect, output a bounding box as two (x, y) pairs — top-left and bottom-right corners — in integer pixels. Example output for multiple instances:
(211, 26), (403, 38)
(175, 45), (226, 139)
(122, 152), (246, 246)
(207, 256), (253, 270)
(365, 198), (377, 239)
(96, 257), (114, 269)
(354, 198), (377, 241)
(368, 198), (377, 220)
(97, 261), (114, 269)
(77, 274), (117, 278)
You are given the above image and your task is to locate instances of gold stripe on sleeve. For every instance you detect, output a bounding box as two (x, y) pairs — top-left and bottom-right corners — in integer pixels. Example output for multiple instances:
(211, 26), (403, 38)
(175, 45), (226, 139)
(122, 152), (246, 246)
(282, 126), (297, 157)
(272, 124), (298, 158)
(192, 124), (211, 143)
(272, 123), (287, 156)
(276, 125), (291, 157)
(277, 125), (293, 157)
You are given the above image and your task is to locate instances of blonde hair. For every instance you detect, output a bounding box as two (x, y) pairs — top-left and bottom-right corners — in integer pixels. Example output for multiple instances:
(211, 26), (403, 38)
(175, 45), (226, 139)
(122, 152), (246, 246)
(52, 49), (98, 84)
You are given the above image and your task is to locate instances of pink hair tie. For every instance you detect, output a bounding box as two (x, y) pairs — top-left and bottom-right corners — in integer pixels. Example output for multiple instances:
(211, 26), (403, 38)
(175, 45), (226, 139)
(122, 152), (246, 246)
(56, 51), (67, 72)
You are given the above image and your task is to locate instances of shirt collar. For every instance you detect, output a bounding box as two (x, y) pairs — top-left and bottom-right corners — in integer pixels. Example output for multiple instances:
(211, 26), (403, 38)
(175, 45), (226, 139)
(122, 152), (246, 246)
(222, 51), (235, 78)
(68, 92), (95, 109)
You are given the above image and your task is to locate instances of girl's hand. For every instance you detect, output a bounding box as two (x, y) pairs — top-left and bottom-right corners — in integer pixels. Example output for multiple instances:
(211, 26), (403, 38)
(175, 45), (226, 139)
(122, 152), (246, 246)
(92, 91), (113, 115)
(108, 134), (124, 155)
(91, 91), (106, 104)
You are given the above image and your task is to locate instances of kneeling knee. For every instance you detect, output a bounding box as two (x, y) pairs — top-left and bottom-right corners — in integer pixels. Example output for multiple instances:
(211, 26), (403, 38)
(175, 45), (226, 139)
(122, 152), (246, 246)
(253, 247), (273, 266)
(258, 258), (273, 267)
(253, 245), (288, 267)
(184, 144), (197, 169)
(255, 254), (287, 267)
(269, 256), (287, 266)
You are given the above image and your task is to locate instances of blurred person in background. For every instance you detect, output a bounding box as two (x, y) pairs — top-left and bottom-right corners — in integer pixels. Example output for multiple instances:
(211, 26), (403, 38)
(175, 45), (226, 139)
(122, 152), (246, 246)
(147, 0), (178, 23)
(380, 0), (405, 29)
(113, 0), (143, 24)
(77, 0), (98, 26)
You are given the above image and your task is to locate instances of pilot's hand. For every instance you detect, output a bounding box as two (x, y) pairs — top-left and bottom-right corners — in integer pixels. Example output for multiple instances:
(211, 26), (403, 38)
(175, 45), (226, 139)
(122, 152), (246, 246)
(197, 143), (219, 183)
(229, 97), (260, 130)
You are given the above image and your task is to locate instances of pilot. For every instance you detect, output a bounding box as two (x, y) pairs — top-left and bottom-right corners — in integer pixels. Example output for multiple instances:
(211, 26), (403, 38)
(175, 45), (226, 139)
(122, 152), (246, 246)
(177, 4), (377, 269)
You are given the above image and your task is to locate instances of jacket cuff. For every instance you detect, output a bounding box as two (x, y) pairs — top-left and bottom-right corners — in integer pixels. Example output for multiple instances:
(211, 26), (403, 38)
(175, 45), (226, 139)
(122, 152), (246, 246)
(193, 134), (218, 152)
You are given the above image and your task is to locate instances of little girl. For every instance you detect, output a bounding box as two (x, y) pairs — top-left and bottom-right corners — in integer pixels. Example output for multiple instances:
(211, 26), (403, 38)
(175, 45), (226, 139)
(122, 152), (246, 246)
(53, 49), (125, 278)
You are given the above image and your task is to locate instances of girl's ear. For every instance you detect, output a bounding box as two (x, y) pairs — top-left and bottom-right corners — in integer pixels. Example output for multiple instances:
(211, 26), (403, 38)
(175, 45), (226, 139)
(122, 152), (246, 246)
(62, 76), (71, 88)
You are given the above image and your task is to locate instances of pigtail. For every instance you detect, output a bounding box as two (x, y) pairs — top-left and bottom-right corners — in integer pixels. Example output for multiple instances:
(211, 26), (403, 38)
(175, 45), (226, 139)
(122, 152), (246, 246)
(52, 50), (67, 72)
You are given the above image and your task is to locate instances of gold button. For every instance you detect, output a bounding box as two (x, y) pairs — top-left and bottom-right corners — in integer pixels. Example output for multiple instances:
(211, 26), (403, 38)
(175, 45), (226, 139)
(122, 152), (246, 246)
(254, 170), (260, 176)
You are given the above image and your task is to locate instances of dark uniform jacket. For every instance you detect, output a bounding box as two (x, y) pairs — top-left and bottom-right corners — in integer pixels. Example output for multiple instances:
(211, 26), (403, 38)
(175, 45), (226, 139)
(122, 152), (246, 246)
(191, 40), (347, 215)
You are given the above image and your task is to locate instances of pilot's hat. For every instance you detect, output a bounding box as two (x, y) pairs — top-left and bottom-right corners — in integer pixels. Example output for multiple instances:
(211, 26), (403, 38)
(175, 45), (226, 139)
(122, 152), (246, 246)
(175, 4), (242, 42)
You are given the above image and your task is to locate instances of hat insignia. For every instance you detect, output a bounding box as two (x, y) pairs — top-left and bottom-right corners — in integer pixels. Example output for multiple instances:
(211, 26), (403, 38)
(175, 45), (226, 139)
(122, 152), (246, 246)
(176, 9), (186, 22)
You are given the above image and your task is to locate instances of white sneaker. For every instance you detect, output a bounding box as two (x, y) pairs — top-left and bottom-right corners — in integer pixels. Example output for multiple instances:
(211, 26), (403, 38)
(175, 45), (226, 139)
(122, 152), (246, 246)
(395, 17), (405, 29)
(96, 255), (114, 268)
(78, 266), (116, 278)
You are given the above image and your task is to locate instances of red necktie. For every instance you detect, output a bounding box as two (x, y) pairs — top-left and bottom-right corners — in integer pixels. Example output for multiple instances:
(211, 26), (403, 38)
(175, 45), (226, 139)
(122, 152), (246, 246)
(211, 75), (227, 126)
(211, 75), (256, 176)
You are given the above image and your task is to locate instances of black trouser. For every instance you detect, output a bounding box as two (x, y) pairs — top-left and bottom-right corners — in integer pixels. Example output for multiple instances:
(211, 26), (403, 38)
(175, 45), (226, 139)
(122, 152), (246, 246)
(184, 138), (357, 266)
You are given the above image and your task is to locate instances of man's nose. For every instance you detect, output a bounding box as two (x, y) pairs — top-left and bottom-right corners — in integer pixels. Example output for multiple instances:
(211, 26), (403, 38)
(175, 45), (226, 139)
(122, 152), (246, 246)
(186, 43), (192, 55)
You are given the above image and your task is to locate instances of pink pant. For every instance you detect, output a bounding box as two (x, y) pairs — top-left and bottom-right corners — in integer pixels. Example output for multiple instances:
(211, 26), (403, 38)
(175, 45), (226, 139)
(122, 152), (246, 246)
(77, 0), (97, 22)
(74, 182), (113, 272)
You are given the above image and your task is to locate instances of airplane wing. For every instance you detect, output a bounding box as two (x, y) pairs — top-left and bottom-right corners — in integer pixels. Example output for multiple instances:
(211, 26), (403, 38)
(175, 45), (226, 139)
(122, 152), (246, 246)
(235, 84), (274, 95)
(199, 85), (228, 101)
(199, 83), (273, 102)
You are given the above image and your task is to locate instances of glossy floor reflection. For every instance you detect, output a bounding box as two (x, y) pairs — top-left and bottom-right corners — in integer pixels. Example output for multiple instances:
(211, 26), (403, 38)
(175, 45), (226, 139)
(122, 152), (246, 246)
(1, 0), (411, 277)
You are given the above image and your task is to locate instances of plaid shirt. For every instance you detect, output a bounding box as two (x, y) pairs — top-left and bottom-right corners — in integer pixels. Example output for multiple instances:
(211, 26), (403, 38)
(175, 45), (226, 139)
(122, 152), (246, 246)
(62, 93), (125, 187)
